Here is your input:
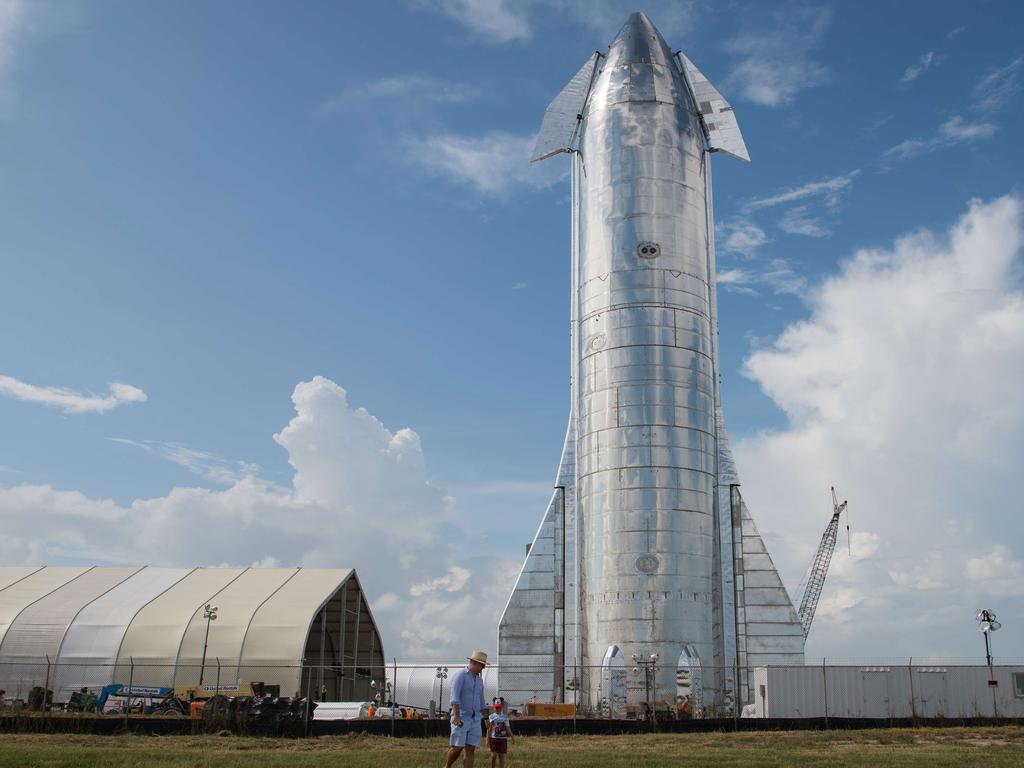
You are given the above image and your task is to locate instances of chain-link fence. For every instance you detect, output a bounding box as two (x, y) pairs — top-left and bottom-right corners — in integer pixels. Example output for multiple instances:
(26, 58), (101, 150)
(1, 659), (1022, 723)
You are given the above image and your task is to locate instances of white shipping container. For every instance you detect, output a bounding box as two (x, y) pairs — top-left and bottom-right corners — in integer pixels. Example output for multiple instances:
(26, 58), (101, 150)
(751, 665), (1024, 719)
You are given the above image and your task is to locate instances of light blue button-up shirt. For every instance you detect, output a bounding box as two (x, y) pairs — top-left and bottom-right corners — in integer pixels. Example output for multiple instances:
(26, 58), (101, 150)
(449, 666), (486, 718)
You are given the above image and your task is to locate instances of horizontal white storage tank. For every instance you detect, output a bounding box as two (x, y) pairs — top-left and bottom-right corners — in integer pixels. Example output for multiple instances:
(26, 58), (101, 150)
(389, 663), (498, 713)
(751, 665), (1024, 719)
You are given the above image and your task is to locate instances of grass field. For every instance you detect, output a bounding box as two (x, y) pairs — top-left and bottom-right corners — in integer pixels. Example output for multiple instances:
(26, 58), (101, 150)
(0, 728), (1022, 767)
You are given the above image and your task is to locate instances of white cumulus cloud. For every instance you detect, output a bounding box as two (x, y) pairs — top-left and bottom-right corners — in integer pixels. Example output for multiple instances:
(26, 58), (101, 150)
(0, 376), (518, 658)
(0, 375), (147, 414)
(733, 194), (1024, 659)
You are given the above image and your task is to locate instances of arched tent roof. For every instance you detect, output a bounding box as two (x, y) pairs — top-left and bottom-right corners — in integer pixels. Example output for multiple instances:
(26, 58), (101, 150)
(172, 568), (297, 687)
(0, 567), (90, 648)
(0, 566), (44, 593)
(55, 567), (194, 698)
(115, 567), (247, 688)
(0, 567), (384, 702)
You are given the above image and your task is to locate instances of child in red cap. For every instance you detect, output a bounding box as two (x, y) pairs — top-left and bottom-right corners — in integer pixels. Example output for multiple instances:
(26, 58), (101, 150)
(486, 697), (514, 767)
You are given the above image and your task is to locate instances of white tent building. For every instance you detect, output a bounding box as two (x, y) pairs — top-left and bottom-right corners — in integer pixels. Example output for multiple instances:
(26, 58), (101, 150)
(0, 566), (383, 703)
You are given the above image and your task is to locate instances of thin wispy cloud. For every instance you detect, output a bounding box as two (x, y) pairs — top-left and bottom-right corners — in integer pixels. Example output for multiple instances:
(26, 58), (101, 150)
(0, 0), (71, 117)
(0, 375), (147, 414)
(745, 171), (860, 212)
(109, 438), (261, 485)
(759, 258), (807, 296)
(404, 131), (565, 195)
(740, 171), (859, 241)
(778, 205), (831, 238)
(719, 219), (767, 256)
(0, 0), (29, 112)
(947, 25), (966, 40)
(417, 0), (535, 43)
(900, 51), (938, 84)
(716, 258), (805, 297)
(716, 267), (758, 296)
(321, 74), (479, 114)
(718, 173), (858, 292)
(887, 56), (1020, 161)
(886, 115), (997, 160)
(723, 6), (830, 107)
(972, 55), (1023, 113)
(415, 0), (697, 44)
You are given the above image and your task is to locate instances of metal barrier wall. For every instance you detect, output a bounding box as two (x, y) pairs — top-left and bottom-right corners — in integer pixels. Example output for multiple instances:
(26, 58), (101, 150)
(1, 660), (1022, 722)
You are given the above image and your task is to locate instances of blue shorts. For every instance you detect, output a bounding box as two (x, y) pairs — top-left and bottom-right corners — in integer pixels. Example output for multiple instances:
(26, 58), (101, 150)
(449, 714), (482, 748)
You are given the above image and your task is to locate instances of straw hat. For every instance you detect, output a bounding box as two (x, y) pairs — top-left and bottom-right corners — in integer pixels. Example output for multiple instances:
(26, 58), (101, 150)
(468, 650), (488, 666)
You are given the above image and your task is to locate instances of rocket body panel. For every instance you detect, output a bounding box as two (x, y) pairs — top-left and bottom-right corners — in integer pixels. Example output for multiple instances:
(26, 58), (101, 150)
(498, 12), (804, 711)
(574, 13), (717, 704)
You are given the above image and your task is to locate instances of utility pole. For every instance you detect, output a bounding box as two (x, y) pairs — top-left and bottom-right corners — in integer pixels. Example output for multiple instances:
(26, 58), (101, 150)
(198, 604), (218, 687)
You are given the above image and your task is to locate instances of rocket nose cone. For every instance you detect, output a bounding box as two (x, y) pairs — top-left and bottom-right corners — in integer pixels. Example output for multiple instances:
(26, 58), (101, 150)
(608, 11), (674, 66)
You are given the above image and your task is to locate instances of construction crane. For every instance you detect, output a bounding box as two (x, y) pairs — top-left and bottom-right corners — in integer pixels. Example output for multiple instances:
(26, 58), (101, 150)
(796, 487), (848, 639)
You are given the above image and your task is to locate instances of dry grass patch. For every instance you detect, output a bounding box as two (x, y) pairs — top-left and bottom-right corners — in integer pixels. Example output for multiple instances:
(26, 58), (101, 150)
(0, 727), (1022, 767)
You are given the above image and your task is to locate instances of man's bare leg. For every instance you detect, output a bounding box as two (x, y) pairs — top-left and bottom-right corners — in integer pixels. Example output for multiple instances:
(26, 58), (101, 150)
(443, 746), (463, 768)
(464, 745), (476, 768)
(490, 749), (497, 768)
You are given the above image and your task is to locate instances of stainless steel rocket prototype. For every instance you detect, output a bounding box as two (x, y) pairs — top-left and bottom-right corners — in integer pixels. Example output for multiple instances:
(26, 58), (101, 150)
(498, 13), (805, 713)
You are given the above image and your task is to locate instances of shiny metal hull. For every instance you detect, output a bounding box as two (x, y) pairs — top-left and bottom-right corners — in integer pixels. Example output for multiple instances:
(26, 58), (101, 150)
(499, 13), (804, 713)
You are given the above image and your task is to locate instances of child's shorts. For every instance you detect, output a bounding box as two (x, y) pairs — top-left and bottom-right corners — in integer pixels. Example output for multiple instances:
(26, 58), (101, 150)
(488, 737), (508, 754)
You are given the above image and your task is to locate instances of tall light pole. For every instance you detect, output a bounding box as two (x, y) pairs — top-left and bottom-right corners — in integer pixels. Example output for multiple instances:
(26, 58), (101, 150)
(436, 666), (448, 717)
(976, 609), (1002, 669)
(632, 653), (658, 730)
(199, 603), (218, 687)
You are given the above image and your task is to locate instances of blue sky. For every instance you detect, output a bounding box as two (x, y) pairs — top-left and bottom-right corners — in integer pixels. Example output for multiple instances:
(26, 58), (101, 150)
(1, 1), (1023, 662)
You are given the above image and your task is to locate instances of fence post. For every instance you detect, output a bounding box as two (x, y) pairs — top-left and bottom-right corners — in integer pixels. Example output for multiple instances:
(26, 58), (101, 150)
(391, 657), (397, 737)
(908, 657), (916, 720)
(821, 658), (829, 728)
(215, 658), (221, 698)
(304, 664), (313, 738)
(573, 662), (577, 735)
(126, 657), (135, 729)
(43, 656), (51, 724)
(732, 665), (739, 732)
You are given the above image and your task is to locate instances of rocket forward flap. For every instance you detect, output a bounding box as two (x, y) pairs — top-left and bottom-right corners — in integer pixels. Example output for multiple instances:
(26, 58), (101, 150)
(675, 52), (751, 163)
(532, 52), (602, 162)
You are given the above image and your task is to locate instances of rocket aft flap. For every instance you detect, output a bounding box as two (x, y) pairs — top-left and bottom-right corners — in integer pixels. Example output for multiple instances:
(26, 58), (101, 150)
(498, 13), (804, 713)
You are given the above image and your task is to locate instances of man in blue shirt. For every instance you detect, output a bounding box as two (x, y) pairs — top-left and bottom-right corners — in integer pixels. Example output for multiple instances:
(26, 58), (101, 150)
(443, 650), (489, 768)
